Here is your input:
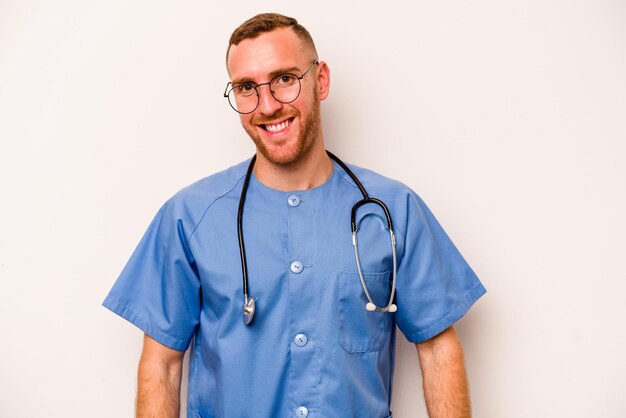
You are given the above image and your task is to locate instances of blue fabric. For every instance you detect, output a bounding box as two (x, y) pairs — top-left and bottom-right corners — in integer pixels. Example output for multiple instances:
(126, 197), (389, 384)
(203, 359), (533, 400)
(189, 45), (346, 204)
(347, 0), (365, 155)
(103, 159), (486, 418)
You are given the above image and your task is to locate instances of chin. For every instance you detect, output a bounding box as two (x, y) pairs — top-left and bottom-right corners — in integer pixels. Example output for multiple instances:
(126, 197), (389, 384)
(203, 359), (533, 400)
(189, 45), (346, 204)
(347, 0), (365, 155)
(259, 143), (309, 166)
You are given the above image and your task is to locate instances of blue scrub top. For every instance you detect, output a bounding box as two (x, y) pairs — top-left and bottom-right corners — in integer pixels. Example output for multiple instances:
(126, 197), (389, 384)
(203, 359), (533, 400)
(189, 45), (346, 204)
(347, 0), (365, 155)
(103, 159), (485, 418)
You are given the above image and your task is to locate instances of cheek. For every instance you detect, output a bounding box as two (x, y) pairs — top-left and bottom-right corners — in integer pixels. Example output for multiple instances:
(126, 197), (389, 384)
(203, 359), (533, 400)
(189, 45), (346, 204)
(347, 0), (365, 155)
(295, 90), (317, 115)
(240, 114), (254, 127)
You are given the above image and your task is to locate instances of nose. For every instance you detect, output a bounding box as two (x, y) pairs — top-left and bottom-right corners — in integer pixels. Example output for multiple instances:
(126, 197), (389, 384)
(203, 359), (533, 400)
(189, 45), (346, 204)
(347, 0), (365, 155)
(256, 84), (283, 116)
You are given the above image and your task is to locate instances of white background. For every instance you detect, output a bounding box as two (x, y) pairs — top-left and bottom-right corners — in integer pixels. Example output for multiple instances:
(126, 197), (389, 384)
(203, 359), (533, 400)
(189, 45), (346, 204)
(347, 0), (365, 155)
(1, 1), (625, 417)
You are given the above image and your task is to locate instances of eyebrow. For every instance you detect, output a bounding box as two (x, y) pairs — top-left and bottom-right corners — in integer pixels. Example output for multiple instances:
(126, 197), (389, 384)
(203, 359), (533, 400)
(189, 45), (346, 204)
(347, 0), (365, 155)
(231, 66), (303, 86)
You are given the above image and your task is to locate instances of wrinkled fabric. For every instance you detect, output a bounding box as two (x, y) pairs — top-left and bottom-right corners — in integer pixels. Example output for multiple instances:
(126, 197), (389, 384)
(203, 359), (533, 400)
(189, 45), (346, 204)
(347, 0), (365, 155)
(103, 159), (485, 418)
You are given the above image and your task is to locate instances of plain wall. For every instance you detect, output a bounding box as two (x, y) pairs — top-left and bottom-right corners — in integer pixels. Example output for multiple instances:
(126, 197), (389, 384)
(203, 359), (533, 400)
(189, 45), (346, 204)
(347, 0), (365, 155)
(1, 1), (625, 417)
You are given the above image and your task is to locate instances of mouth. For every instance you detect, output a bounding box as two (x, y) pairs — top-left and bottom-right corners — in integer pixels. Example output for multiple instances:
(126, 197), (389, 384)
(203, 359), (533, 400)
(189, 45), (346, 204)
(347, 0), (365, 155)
(258, 117), (294, 134)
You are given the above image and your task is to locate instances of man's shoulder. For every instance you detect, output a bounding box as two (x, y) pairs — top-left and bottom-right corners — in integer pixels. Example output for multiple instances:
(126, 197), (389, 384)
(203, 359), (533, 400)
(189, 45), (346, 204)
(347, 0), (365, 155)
(338, 161), (414, 198)
(159, 159), (249, 223)
(176, 159), (249, 201)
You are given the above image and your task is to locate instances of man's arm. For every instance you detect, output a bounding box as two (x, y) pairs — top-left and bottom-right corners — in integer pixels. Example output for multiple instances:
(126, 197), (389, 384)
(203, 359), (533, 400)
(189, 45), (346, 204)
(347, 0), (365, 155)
(136, 333), (185, 418)
(415, 325), (472, 418)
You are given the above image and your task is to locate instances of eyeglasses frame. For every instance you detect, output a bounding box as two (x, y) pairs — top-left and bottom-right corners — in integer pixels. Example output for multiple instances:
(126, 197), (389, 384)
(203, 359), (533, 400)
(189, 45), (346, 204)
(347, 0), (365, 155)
(224, 60), (320, 114)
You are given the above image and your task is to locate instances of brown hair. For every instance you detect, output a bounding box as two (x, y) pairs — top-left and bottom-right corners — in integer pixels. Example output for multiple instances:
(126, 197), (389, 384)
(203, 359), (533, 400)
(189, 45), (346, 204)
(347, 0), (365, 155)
(226, 13), (318, 64)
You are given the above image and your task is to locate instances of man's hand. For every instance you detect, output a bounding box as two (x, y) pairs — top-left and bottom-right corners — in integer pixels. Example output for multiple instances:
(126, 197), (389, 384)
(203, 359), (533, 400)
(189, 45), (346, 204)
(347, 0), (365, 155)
(136, 334), (185, 418)
(415, 326), (472, 418)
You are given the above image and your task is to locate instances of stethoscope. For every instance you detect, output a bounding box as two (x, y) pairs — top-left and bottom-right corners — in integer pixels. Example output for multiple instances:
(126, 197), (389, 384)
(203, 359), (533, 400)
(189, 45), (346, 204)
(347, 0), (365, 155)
(239, 150), (398, 325)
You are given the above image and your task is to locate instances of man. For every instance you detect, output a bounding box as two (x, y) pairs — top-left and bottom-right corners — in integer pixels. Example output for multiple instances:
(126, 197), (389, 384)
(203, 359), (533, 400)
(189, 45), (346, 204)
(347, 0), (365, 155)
(103, 13), (486, 418)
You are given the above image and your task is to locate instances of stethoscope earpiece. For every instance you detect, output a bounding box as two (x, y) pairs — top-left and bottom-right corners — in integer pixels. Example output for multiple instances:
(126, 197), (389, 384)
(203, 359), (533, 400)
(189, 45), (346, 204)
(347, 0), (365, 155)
(365, 303), (398, 313)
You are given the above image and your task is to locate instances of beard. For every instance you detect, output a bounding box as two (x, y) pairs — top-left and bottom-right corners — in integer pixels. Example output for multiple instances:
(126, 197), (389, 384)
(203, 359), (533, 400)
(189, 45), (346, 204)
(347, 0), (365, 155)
(243, 90), (321, 166)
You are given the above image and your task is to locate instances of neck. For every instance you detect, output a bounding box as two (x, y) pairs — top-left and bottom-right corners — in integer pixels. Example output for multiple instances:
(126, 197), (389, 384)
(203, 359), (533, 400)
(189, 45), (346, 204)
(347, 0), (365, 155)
(253, 142), (333, 191)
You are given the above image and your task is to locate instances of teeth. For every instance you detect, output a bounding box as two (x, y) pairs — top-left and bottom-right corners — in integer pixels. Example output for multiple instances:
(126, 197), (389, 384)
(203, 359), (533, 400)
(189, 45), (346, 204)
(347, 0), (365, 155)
(265, 120), (289, 132)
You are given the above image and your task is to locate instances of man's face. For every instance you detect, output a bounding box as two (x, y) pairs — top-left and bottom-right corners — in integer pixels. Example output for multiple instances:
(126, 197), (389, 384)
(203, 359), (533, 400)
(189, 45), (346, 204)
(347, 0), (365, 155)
(227, 28), (325, 166)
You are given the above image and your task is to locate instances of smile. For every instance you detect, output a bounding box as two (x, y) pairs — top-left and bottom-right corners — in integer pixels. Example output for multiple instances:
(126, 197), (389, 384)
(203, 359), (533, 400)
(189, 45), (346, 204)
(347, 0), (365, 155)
(261, 118), (293, 133)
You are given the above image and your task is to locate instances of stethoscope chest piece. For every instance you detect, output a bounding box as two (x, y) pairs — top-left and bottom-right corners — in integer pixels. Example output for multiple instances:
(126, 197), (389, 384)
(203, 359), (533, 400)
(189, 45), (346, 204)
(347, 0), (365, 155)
(242, 296), (256, 325)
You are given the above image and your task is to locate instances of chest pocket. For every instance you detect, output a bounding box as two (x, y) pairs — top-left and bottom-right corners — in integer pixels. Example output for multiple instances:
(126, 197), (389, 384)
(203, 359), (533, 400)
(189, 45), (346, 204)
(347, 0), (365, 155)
(337, 271), (394, 353)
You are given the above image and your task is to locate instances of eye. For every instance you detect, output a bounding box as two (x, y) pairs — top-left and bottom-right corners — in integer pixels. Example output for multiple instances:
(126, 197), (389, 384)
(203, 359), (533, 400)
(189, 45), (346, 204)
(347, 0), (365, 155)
(273, 74), (297, 88)
(235, 83), (256, 97)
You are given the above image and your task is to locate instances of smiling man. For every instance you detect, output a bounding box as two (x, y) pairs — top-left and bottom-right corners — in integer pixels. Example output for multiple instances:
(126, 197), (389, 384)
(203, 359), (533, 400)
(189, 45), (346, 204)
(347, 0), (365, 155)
(226, 24), (331, 189)
(103, 13), (486, 418)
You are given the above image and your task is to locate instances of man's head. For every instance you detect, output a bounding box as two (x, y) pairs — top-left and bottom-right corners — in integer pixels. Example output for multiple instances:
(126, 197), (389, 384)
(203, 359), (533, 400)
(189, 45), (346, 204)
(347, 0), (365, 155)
(226, 13), (318, 69)
(226, 13), (330, 166)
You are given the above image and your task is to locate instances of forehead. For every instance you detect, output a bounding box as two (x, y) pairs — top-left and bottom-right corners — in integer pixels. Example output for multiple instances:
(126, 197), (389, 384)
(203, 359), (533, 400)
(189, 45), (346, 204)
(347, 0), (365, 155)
(227, 28), (309, 81)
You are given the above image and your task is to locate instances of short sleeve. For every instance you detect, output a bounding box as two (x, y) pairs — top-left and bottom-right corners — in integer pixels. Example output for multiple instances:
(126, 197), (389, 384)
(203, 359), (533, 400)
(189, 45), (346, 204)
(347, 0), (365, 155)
(394, 191), (486, 343)
(102, 198), (201, 351)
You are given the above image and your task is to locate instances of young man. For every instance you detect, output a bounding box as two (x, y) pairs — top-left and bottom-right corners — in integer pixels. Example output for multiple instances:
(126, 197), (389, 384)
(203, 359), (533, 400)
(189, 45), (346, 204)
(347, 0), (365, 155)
(103, 13), (486, 418)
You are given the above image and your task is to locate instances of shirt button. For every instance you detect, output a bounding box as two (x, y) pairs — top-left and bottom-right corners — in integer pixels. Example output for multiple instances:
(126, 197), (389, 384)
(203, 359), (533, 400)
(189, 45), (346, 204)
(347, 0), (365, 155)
(294, 333), (308, 347)
(290, 261), (303, 274)
(287, 194), (301, 207)
(295, 406), (309, 417)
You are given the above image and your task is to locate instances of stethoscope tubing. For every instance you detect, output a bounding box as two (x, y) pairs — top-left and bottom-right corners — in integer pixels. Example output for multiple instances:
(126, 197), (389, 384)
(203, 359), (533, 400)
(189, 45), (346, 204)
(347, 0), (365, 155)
(239, 151), (397, 325)
(353, 224), (398, 313)
(237, 155), (256, 324)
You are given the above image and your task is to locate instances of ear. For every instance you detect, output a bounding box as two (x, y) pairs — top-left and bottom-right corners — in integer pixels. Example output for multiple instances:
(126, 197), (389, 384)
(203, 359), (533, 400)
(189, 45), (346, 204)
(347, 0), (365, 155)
(316, 61), (331, 101)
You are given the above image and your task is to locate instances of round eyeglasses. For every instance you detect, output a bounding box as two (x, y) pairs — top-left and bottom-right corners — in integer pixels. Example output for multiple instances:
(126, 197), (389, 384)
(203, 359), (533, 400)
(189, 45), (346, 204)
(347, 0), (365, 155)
(224, 60), (319, 114)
